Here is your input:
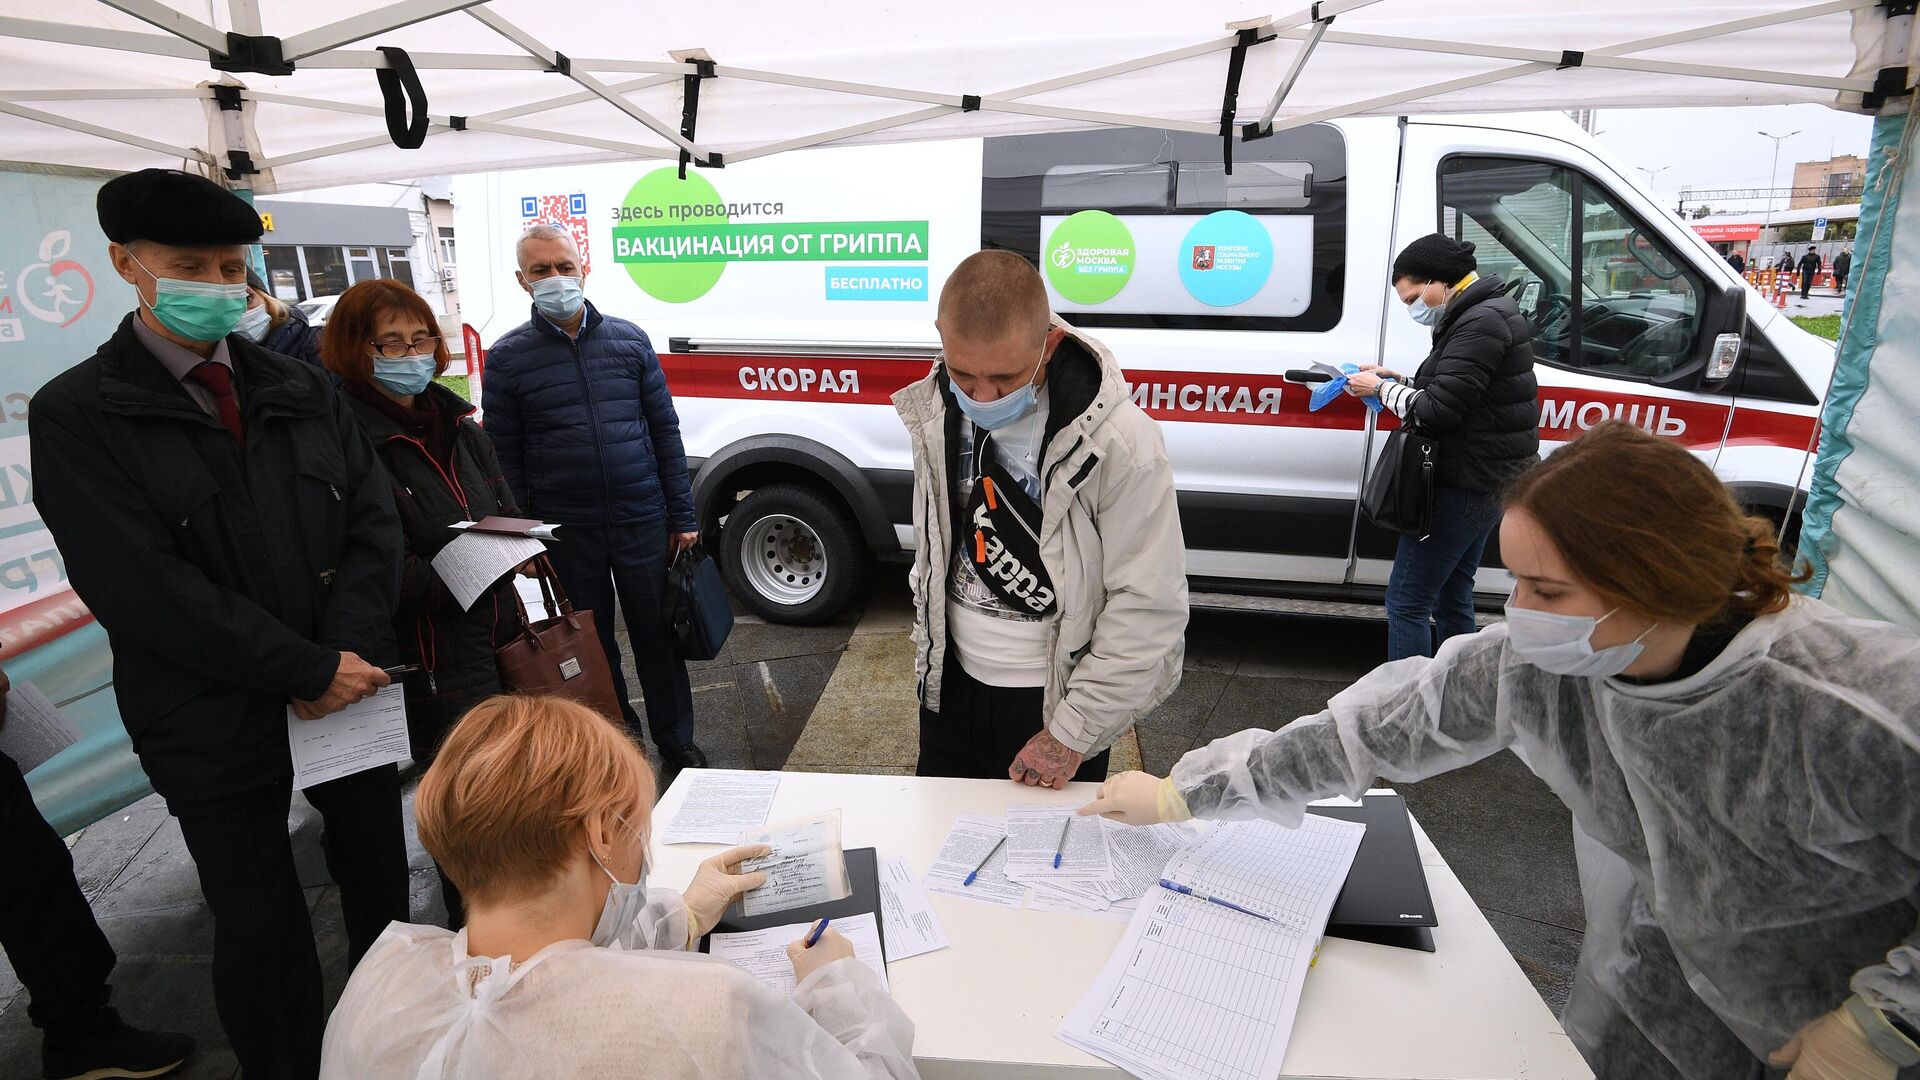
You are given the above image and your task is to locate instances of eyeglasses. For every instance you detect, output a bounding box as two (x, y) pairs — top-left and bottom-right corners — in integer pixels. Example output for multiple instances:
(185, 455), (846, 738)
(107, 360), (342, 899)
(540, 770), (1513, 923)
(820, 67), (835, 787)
(368, 334), (441, 359)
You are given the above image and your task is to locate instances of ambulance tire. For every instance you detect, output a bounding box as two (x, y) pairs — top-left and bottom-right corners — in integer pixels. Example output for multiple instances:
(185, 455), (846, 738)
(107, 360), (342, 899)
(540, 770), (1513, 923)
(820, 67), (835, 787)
(722, 483), (872, 625)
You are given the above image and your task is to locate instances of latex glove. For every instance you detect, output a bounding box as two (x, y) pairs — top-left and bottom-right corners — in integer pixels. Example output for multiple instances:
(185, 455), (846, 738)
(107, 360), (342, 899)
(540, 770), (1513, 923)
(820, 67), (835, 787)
(787, 925), (855, 986)
(682, 843), (770, 948)
(1078, 771), (1192, 827)
(1771, 1006), (1899, 1080)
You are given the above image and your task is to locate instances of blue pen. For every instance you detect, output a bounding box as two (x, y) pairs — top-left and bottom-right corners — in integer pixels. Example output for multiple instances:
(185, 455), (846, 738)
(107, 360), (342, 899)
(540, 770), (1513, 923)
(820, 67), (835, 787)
(1053, 814), (1072, 869)
(1159, 879), (1275, 922)
(804, 918), (831, 948)
(963, 834), (1007, 886)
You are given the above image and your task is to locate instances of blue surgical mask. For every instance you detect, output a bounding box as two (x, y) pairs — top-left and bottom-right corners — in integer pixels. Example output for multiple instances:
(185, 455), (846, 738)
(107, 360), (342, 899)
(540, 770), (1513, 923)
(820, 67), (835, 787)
(235, 305), (271, 343)
(132, 254), (249, 342)
(588, 846), (649, 949)
(371, 353), (436, 396)
(1503, 601), (1658, 678)
(1407, 295), (1442, 328)
(952, 351), (1044, 431)
(532, 275), (585, 322)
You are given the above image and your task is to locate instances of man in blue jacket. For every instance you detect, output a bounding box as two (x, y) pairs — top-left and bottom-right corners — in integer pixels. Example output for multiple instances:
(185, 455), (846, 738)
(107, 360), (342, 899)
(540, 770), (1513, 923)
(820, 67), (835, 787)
(482, 224), (706, 770)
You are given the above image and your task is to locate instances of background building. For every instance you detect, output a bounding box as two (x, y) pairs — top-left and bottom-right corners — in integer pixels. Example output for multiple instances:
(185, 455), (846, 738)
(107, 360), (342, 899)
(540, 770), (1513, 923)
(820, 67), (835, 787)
(259, 178), (462, 343)
(1789, 154), (1866, 208)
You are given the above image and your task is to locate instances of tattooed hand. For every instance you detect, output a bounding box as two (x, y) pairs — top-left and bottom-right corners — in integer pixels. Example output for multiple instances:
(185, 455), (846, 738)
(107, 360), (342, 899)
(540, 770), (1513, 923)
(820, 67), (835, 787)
(1009, 728), (1084, 789)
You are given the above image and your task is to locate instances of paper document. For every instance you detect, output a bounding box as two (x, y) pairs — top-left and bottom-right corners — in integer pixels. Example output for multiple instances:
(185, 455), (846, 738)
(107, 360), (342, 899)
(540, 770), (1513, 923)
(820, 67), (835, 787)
(924, 815), (1025, 908)
(1100, 819), (1202, 900)
(738, 811), (852, 918)
(432, 529), (548, 611)
(708, 911), (888, 992)
(1005, 805), (1114, 881)
(286, 684), (410, 789)
(877, 856), (948, 961)
(659, 770), (780, 845)
(0, 680), (82, 773)
(1058, 816), (1367, 1080)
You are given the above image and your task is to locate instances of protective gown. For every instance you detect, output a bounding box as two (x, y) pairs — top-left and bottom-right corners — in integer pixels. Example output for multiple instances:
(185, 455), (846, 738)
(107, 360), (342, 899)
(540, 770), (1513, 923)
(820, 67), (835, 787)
(319, 887), (917, 1079)
(1171, 597), (1920, 1079)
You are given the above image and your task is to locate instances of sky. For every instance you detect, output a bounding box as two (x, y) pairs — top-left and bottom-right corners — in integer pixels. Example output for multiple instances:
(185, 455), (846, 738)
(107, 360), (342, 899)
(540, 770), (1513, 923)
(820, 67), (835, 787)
(1572, 103), (1875, 215)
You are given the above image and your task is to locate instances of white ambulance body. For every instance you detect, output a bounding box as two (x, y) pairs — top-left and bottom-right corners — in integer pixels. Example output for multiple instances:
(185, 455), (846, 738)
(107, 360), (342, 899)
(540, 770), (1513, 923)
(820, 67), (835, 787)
(453, 113), (1830, 623)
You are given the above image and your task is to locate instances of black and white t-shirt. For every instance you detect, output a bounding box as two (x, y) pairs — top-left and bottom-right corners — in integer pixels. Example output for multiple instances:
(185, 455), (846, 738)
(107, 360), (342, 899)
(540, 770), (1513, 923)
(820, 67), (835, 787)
(946, 389), (1052, 687)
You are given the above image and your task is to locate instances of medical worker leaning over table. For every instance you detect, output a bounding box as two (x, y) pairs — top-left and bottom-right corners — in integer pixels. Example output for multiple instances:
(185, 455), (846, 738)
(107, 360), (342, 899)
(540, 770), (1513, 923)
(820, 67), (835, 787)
(1083, 420), (1920, 1080)
(319, 694), (917, 1079)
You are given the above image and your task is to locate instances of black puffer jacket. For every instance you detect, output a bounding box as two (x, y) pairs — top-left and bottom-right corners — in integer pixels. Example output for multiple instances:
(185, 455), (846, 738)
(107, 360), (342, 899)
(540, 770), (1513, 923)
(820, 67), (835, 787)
(1402, 275), (1540, 493)
(344, 381), (523, 761)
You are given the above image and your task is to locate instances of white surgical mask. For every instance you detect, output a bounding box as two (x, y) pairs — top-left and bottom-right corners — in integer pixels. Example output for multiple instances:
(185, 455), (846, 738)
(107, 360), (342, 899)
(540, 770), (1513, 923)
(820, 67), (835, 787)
(1504, 601), (1658, 678)
(532, 274), (585, 322)
(1407, 294), (1442, 328)
(588, 846), (648, 949)
(235, 304), (272, 343)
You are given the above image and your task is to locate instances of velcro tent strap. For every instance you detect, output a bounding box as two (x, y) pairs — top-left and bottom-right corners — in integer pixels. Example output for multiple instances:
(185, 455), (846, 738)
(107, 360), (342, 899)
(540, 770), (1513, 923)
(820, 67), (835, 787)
(1218, 26), (1261, 175)
(678, 59), (716, 179)
(375, 46), (430, 150)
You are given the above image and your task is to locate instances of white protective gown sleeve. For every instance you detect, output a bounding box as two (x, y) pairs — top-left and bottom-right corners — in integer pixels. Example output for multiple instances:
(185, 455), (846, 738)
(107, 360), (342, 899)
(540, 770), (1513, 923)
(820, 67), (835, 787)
(1167, 598), (1920, 1080)
(319, 887), (917, 1080)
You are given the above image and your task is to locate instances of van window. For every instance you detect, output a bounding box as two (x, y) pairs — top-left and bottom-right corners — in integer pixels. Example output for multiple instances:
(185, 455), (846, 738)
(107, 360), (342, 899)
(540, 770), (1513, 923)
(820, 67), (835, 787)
(1441, 157), (1705, 380)
(984, 126), (1347, 332)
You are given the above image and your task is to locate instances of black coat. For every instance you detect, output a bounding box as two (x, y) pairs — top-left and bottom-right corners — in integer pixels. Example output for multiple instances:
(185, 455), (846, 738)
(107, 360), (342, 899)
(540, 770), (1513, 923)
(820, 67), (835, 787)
(344, 382), (521, 760)
(1833, 250), (1853, 278)
(29, 314), (401, 807)
(1798, 252), (1823, 278)
(1403, 276), (1541, 493)
(262, 306), (323, 367)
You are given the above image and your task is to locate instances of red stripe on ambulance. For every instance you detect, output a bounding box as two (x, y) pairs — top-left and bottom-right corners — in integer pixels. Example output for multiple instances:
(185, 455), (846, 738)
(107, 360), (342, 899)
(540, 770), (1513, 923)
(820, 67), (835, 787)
(661, 353), (1814, 451)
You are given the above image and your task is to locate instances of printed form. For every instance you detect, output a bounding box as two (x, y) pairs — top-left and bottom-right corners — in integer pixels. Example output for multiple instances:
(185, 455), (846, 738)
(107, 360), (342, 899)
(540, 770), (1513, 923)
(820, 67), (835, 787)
(708, 911), (889, 992)
(737, 811), (852, 918)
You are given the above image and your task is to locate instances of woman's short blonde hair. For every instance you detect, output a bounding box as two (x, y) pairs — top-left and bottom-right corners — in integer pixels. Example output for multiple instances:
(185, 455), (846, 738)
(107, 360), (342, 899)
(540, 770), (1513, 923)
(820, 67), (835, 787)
(416, 695), (656, 906)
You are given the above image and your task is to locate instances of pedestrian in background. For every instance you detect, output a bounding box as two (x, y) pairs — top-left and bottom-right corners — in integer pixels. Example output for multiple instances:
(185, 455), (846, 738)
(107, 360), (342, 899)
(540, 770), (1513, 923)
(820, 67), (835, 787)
(481, 224), (708, 775)
(1797, 245), (1823, 300)
(31, 169), (408, 1080)
(1833, 247), (1853, 295)
(1346, 234), (1540, 660)
(1726, 250), (1746, 275)
(323, 278), (526, 929)
(240, 269), (323, 365)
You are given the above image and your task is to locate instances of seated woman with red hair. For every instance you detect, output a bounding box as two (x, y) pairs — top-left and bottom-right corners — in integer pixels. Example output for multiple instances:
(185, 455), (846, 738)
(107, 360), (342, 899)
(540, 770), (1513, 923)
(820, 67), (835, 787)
(319, 695), (916, 1079)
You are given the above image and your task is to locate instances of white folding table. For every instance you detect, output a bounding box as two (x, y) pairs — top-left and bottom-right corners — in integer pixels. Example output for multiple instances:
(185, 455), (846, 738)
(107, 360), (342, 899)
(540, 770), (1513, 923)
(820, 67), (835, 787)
(651, 771), (1593, 1080)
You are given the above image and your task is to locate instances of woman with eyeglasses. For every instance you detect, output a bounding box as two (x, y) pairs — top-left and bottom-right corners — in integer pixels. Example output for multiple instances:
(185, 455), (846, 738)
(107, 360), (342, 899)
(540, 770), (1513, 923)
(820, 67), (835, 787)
(320, 279), (526, 929)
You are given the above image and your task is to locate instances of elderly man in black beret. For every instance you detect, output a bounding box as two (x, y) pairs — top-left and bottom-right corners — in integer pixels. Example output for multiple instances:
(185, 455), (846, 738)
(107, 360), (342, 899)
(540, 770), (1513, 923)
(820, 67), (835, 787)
(28, 168), (408, 1079)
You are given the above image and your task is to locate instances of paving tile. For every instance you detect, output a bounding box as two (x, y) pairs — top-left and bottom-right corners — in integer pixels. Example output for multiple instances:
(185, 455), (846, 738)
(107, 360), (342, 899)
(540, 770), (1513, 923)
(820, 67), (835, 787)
(1482, 909), (1585, 1017)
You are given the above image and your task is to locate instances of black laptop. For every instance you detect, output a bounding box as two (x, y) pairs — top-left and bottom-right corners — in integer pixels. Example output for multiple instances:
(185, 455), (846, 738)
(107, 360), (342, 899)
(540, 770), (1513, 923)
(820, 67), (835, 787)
(1305, 793), (1438, 952)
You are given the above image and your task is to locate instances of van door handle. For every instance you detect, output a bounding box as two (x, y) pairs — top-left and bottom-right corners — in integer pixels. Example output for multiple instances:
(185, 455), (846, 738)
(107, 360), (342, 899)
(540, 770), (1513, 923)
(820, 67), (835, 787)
(1284, 369), (1333, 385)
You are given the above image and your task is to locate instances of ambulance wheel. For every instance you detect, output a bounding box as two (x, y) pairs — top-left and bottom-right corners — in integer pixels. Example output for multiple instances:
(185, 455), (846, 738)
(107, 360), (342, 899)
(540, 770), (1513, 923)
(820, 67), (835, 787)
(723, 483), (871, 625)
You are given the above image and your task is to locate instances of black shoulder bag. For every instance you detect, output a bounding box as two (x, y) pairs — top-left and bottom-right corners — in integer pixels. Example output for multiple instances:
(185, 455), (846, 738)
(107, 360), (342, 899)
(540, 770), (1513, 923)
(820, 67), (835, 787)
(1361, 419), (1438, 536)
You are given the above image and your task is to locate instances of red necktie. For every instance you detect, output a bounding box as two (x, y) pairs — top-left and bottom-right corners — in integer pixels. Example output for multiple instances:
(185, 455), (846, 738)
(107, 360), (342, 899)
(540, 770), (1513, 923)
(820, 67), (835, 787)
(185, 361), (244, 444)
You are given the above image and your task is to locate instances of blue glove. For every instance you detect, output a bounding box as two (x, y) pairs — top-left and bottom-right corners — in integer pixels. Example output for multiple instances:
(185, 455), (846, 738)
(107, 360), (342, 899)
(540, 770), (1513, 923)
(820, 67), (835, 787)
(1308, 363), (1386, 413)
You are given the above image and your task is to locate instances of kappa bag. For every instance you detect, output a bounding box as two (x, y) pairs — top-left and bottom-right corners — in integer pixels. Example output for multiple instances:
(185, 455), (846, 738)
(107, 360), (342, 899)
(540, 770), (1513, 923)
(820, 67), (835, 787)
(494, 557), (624, 721)
(1361, 423), (1439, 536)
(667, 543), (734, 662)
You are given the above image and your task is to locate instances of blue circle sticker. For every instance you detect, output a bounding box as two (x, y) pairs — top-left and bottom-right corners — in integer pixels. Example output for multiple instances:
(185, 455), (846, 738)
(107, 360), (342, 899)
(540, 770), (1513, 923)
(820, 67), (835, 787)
(1177, 210), (1274, 307)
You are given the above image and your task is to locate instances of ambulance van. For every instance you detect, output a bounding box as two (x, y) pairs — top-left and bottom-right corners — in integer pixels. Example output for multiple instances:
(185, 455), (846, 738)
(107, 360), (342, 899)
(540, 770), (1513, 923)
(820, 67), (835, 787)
(453, 113), (1829, 624)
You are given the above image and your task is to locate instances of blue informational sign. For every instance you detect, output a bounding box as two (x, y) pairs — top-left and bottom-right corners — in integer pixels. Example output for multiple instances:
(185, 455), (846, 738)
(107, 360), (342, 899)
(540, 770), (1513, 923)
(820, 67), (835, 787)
(1177, 210), (1275, 308)
(0, 165), (148, 830)
(824, 265), (929, 301)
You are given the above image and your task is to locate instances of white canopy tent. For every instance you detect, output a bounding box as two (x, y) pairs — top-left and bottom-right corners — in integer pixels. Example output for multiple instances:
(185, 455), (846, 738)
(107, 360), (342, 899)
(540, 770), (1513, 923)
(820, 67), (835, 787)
(0, 1), (1903, 194)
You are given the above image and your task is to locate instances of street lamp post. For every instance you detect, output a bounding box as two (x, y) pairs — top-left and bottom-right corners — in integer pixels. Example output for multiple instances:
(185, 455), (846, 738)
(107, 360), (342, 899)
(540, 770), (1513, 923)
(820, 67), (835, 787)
(1758, 129), (1801, 264)
(1636, 165), (1670, 189)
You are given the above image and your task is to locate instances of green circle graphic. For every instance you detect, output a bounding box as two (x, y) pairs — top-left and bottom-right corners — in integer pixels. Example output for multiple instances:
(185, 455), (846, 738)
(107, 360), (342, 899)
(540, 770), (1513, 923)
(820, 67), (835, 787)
(1043, 210), (1135, 305)
(622, 168), (730, 303)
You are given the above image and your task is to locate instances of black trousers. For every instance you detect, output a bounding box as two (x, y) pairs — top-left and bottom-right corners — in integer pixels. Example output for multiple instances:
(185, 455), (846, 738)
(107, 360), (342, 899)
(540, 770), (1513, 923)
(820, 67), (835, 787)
(546, 520), (696, 749)
(172, 764), (407, 1080)
(1799, 273), (1815, 298)
(0, 752), (117, 1046)
(918, 650), (1110, 781)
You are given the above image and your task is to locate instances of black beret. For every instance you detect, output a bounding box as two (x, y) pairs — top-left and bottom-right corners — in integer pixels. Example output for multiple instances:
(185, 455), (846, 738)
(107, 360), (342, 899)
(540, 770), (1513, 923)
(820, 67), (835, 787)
(1392, 233), (1477, 283)
(97, 168), (263, 246)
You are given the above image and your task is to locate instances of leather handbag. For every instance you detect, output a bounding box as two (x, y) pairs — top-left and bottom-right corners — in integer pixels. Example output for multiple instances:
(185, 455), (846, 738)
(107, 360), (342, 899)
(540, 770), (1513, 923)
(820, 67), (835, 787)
(1361, 422), (1439, 536)
(494, 557), (624, 722)
(667, 544), (734, 662)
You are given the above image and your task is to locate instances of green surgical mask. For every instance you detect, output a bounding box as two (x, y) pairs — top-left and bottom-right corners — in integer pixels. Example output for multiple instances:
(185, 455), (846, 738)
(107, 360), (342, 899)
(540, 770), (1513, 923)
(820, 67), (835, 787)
(131, 254), (249, 342)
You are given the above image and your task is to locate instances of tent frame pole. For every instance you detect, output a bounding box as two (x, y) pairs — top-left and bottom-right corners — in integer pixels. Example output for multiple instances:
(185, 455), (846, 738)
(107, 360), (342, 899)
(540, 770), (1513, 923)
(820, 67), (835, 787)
(282, 0), (492, 60)
(93, 0), (226, 53)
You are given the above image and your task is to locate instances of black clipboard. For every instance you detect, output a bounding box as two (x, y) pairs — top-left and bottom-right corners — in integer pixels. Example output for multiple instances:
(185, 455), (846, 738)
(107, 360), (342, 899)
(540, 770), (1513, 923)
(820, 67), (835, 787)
(1306, 794), (1438, 952)
(696, 847), (886, 960)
